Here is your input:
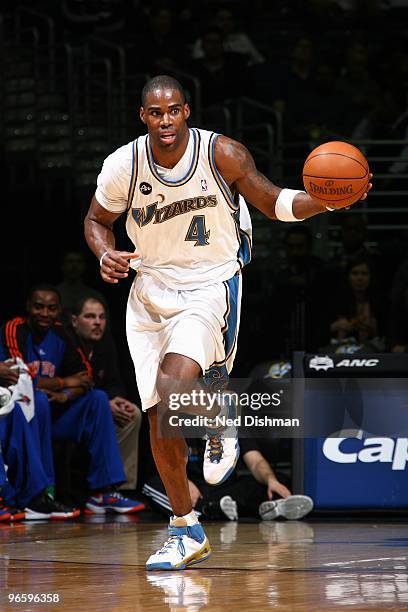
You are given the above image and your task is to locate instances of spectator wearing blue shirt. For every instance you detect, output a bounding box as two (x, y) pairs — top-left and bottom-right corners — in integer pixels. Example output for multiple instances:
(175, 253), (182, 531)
(0, 284), (144, 515)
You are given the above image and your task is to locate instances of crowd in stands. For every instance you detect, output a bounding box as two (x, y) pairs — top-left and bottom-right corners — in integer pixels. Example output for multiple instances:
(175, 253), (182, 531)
(2, 0), (408, 523)
(4, 0), (408, 142)
(0, 284), (145, 521)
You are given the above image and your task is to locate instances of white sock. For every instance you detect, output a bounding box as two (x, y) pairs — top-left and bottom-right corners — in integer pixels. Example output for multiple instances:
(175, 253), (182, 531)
(173, 510), (199, 526)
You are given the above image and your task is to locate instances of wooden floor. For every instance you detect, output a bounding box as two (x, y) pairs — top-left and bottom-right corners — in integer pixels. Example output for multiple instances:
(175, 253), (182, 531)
(1, 516), (408, 611)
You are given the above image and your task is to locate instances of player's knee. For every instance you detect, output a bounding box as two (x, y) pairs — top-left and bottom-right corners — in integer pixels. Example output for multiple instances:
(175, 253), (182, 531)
(156, 369), (174, 408)
(157, 359), (200, 409)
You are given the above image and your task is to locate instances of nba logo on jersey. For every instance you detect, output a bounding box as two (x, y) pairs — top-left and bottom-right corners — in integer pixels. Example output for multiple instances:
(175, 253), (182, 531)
(201, 179), (208, 191)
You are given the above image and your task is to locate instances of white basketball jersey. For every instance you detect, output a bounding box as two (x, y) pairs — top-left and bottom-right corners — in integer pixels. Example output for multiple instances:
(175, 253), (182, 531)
(97, 128), (251, 290)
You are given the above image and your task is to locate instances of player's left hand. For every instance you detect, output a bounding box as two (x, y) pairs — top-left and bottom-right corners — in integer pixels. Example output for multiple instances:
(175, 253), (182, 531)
(322, 173), (373, 211)
(100, 249), (140, 284)
(359, 173), (373, 202)
(340, 173), (373, 210)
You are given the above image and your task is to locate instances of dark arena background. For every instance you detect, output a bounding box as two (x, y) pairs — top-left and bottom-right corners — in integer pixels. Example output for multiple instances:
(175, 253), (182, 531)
(1, 1), (408, 610)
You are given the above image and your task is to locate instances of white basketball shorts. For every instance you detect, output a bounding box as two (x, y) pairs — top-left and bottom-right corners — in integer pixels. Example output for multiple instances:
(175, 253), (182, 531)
(126, 271), (242, 410)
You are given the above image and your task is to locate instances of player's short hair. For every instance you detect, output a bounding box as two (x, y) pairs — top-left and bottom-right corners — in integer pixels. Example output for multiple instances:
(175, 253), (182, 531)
(141, 75), (186, 106)
(27, 283), (61, 303)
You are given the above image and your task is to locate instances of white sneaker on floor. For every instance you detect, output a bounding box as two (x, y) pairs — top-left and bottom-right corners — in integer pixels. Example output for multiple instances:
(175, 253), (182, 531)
(203, 393), (240, 485)
(146, 517), (211, 571)
(259, 495), (314, 521)
(219, 495), (238, 521)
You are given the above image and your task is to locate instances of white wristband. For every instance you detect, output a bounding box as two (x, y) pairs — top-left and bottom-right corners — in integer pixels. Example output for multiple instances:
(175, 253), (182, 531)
(275, 189), (305, 222)
(99, 251), (108, 266)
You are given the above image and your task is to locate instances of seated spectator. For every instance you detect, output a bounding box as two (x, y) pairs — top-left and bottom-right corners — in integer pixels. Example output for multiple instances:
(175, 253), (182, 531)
(0, 448), (11, 521)
(69, 295), (142, 490)
(351, 91), (403, 154)
(57, 250), (105, 324)
(335, 41), (379, 135)
(143, 437), (313, 522)
(192, 6), (264, 66)
(328, 256), (386, 351)
(271, 37), (316, 142)
(305, 62), (347, 141)
(276, 225), (327, 289)
(274, 225), (329, 352)
(189, 28), (245, 108)
(0, 361), (79, 521)
(387, 257), (408, 351)
(0, 284), (145, 515)
(329, 213), (382, 278)
(136, 6), (185, 74)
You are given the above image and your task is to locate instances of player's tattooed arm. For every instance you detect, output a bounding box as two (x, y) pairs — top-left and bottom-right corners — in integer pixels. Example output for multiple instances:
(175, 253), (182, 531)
(84, 196), (138, 284)
(214, 135), (324, 220)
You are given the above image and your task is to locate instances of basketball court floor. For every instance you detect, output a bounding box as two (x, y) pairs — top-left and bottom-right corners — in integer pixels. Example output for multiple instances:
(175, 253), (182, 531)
(1, 515), (407, 610)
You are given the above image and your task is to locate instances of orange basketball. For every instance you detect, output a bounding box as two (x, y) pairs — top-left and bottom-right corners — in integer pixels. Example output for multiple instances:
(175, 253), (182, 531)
(302, 141), (369, 209)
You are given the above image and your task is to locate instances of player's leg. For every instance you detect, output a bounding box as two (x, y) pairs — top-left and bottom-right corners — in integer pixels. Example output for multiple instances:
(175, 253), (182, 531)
(125, 275), (236, 568)
(156, 347), (240, 487)
(146, 354), (211, 571)
(155, 352), (220, 419)
(148, 405), (193, 514)
(159, 274), (242, 486)
(202, 274), (242, 485)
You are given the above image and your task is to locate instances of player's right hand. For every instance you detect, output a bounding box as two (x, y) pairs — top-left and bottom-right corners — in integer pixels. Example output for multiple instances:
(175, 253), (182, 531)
(100, 249), (139, 284)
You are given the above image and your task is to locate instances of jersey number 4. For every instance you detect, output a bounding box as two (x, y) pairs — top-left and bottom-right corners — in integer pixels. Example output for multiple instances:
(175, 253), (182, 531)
(185, 215), (210, 246)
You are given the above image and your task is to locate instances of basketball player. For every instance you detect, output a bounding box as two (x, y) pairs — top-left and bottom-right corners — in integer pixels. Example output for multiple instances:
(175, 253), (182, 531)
(84, 75), (372, 570)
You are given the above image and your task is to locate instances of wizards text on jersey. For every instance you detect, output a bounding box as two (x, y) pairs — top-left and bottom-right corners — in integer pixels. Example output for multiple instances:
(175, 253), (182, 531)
(132, 194), (218, 228)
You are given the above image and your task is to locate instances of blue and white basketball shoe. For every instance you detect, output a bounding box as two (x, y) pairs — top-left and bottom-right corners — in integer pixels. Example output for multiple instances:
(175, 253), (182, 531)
(146, 517), (211, 570)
